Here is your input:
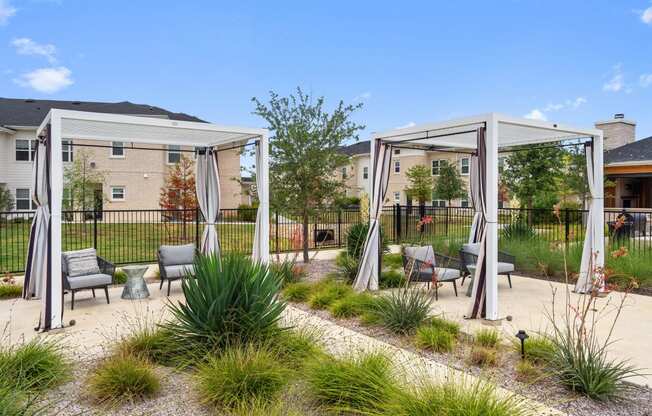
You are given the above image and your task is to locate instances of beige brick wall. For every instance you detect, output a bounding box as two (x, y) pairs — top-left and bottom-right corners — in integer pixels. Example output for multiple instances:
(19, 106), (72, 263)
(595, 120), (636, 151)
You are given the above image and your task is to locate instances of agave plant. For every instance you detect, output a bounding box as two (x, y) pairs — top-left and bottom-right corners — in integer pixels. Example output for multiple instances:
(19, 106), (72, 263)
(164, 254), (286, 352)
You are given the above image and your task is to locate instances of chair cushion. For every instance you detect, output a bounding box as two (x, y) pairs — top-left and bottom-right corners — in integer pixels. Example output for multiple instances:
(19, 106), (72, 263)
(67, 273), (112, 289)
(498, 262), (515, 274)
(404, 246), (436, 266)
(164, 264), (195, 279)
(62, 248), (100, 277)
(462, 243), (480, 256)
(414, 267), (460, 282)
(159, 244), (195, 266)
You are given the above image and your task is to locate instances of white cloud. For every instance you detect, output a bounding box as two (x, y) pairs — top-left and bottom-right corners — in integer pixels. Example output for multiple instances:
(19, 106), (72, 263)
(396, 121), (416, 129)
(353, 91), (371, 102)
(640, 73), (652, 87)
(14, 66), (73, 93)
(11, 38), (57, 63)
(641, 5), (652, 24)
(603, 65), (625, 92)
(0, 0), (16, 25)
(524, 109), (547, 121)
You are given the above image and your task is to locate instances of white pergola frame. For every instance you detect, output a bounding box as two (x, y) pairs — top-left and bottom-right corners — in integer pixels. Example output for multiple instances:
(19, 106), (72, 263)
(28, 109), (269, 331)
(354, 113), (604, 321)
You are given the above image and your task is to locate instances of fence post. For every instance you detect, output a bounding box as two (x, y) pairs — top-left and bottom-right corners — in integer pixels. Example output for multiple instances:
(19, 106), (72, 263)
(275, 210), (279, 254)
(337, 210), (342, 247)
(445, 206), (450, 236)
(195, 207), (200, 250)
(564, 208), (570, 246)
(395, 203), (402, 242)
(93, 208), (98, 250)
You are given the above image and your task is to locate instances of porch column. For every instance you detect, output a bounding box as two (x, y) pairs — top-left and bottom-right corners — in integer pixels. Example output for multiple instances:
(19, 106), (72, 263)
(48, 114), (64, 330)
(484, 115), (499, 320)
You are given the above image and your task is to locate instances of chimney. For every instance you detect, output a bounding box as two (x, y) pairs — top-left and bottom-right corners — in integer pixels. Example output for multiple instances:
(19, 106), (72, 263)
(595, 114), (636, 151)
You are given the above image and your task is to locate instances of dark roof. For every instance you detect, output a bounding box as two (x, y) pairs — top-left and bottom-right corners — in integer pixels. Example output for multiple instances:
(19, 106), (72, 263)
(339, 140), (370, 156)
(0, 97), (205, 127)
(605, 136), (652, 164)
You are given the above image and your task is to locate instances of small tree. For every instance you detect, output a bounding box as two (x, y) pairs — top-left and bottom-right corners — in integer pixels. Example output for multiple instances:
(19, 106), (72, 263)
(433, 160), (466, 206)
(405, 165), (434, 206)
(0, 185), (14, 211)
(63, 149), (106, 212)
(159, 155), (198, 221)
(252, 87), (365, 263)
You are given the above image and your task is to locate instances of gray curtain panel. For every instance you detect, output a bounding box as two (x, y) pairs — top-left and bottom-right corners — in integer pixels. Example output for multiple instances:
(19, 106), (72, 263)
(575, 143), (600, 293)
(195, 148), (221, 255)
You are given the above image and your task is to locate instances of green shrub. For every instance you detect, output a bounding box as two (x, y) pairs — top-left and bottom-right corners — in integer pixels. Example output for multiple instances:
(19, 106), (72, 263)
(468, 347), (497, 367)
(164, 253), (285, 351)
(270, 260), (305, 287)
(115, 326), (184, 366)
(380, 270), (405, 289)
(329, 293), (375, 319)
(335, 252), (359, 283)
(389, 379), (529, 416)
(427, 316), (460, 336)
(282, 282), (313, 303)
(383, 253), (403, 270)
(515, 360), (541, 383)
(474, 329), (500, 348)
(370, 289), (432, 335)
(196, 345), (288, 410)
(501, 221), (536, 241)
(308, 281), (352, 310)
(415, 326), (455, 352)
(0, 339), (69, 392)
(266, 328), (325, 369)
(113, 269), (127, 285)
(0, 284), (22, 299)
(346, 223), (387, 260)
(89, 354), (160, 404)
(306, 351), (398, 414)
(359, 311), (382, 326)
(237, 203), (258, 222)
(520, 335), (555, 365)
(0, 387), (44, 416)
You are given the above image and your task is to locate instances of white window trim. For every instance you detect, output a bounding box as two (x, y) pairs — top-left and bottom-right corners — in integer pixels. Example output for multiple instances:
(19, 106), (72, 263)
(110, 186), (126, 202)
(431, 159), (444, 176)
(167, 145), (182, 165)
(109, 141), (125, 159)
(15, 188), (36, 211)
(393, 191), (401, 203)
(460, 199), (469, 208)
(460, 157), (470, 176)
(431, 199), (446, 207)
(393, 160), (400, 174)
(62, 140), (73, 163)
(15, 139), (37, 163)
(362, 166), (368, 179)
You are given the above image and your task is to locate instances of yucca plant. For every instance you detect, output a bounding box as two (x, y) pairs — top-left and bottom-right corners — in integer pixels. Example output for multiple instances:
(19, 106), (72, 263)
(164, 253), (285, 352)
(370, 289), (432, 335)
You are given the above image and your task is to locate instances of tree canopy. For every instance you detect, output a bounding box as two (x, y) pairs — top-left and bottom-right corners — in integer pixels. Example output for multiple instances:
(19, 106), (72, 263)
(405, 165), (434, 205)
(433, 160), (466, 205)
(63, 149), (106, 211)
(159, 155), (198, 221)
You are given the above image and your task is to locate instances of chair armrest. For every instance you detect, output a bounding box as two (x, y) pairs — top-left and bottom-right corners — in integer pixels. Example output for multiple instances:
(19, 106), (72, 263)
(433, 252), (462, 270)
(97, 256), (115, 280)
(498, 251), (515, 265)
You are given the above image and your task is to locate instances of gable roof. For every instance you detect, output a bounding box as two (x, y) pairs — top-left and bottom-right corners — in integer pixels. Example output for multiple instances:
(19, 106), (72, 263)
(0, 97), (205, 127)
(340, 140), (370, 156)
(605, 136), (652, 165)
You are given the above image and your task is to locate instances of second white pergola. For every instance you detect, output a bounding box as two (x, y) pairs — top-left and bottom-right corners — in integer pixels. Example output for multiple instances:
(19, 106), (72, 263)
(23, 109), (270, 331)
(353, 113), (604, 320)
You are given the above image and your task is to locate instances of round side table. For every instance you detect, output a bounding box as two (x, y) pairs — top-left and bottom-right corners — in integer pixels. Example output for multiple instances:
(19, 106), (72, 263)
(121, 265), (150, 300)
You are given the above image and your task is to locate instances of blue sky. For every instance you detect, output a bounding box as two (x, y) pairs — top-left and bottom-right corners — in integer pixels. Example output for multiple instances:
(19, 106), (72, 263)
(1, 0), (651, 146)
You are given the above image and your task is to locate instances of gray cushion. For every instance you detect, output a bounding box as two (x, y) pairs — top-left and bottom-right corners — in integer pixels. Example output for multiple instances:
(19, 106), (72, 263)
(67, 273), (112, 289)
(462, 243), (480, 256)
(498, 262), (515, 274)
(414, 267), (460, 282)
(404, 246), (436, 266)
(62, 248), (100, 277)
(158, 244), (195, 266)
(164, 264), (195, 279)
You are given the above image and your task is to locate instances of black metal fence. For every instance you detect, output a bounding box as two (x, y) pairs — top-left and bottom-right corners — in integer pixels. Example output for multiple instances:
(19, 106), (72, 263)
(1, 206), (651, 273)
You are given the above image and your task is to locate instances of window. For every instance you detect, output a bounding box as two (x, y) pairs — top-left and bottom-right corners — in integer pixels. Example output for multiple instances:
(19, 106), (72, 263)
(460, 158), (470, 175)
(111, 186), (125, 201)
(62, 140), (73, 162)
(362, 166), (368, 179)
(394, 149), (401, 155)
(431, 159), (443, 175)
(15, 188), (36, 210)
(394, 160), (400, 173)
(168, 145), (181, 164)
(461, 199), (469, 208)
(111, 141), (125, 157)
(393, 192), (401, 203)
(432, 199), (446, 207)
(498, 156), (506, 174)
(341, 167), (348, 179)
(16, 139), (37, 161)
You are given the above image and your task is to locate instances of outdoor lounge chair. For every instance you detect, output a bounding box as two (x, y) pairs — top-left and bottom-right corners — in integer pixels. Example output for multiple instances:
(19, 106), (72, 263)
(62, 248), (115, 310)
(157, 243), (196, 296)
(459, 243), (515, 288)
(402, 245), (463, 300)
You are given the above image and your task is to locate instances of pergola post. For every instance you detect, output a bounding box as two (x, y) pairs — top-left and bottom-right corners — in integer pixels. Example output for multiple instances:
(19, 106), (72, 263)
(484, 115), (499, 320)
(594, 131), (605, 276)
(48, 115), (64, 330)
(258, 132), (270, 263)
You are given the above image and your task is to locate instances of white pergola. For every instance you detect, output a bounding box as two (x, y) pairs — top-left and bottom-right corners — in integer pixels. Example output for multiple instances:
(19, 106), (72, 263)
(23, 109), (269, 331)
(353, 113), (604, 321)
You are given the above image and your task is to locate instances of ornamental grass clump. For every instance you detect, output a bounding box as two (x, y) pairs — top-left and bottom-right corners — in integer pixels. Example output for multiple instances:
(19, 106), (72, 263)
(474, 328), (500, 348)
(308, 281), (352, 310)
(115, 326), (183, 367)
(427, 316), (460, 337)
(370, 289), (432, 335)
(380, 270), (406, 289)
(518, 335), (555, 365)
(282, 282), (313, 303)
(329, 292), (376, 319)
(305, 351), (399, 414)
(335, 252), (360, 283)
(415, 326), (455, 353)
(88, 354), (160, 405)
(468, 347), (497, 367)
(195, 345), (289, 410)
(164, 253), (285, 352)
(388, 379), (530, 416)
(0, 338), (70, 393)
(265, 327), (325, 369)
(0, 284), (22, 299)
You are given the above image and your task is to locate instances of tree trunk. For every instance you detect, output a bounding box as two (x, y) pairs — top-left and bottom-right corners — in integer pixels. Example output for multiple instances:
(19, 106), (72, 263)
(527, 198), (534, 226)
(302, 211), (310, 263)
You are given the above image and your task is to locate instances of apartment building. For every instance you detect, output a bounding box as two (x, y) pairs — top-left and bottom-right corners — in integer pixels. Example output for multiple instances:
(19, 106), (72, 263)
(0, 98), (243, 212)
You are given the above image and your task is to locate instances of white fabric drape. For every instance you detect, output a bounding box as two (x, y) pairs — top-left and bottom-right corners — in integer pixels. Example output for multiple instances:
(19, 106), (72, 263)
(467, 155), (482, 244)
(575, 143), (603, 293)
(252, 141), (266, 261)
(195, 148), (221, 255)
(353, 139), (393, 291)
(23, 139), (50, 300)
